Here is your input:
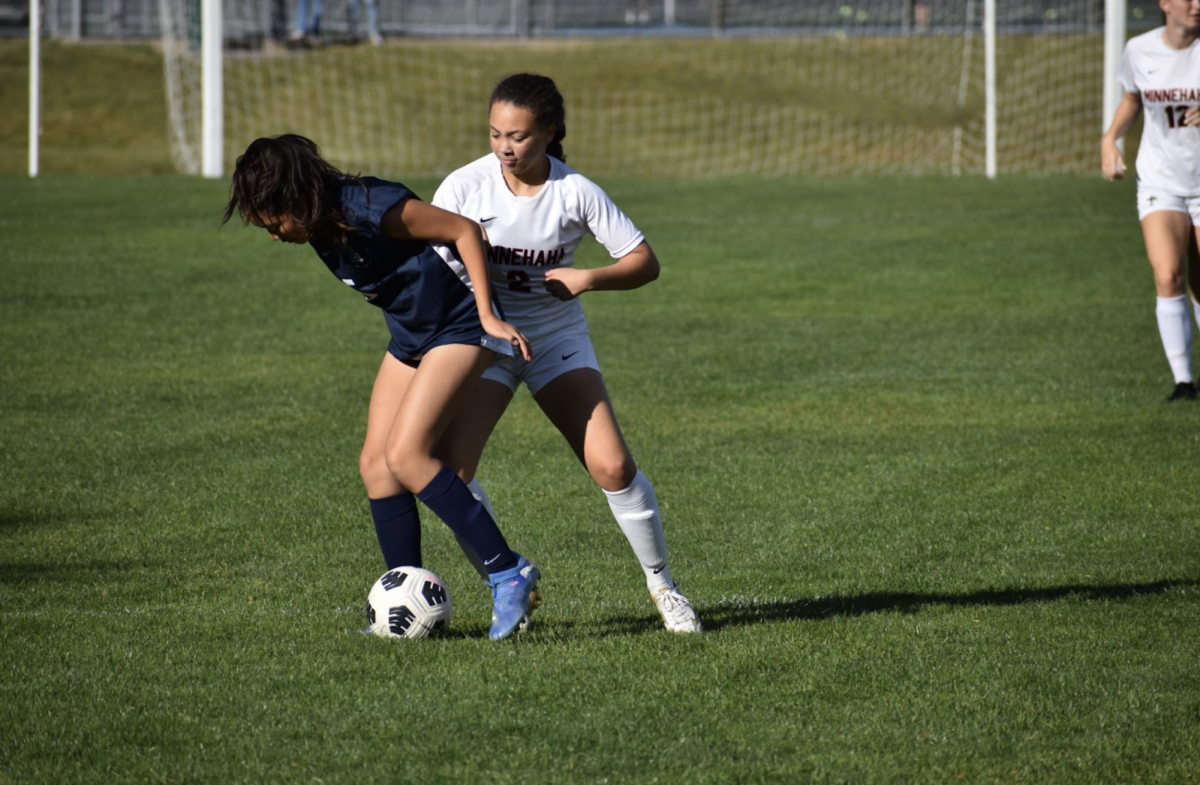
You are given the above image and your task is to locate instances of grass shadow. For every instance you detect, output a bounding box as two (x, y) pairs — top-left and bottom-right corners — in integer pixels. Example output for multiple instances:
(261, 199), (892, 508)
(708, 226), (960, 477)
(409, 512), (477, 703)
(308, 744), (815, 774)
(470, 580), (1198, 641)
(699, 579), (1197, 633)
(0, 509), (61, 532)
(0, 557), (162, 585)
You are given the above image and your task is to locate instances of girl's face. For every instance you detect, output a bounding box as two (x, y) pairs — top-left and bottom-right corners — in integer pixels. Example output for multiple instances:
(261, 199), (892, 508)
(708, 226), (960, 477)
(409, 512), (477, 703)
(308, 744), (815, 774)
(489, 101), (555, 180)
(249, 213), (308, 244)
(1161, 0), (1200, 31)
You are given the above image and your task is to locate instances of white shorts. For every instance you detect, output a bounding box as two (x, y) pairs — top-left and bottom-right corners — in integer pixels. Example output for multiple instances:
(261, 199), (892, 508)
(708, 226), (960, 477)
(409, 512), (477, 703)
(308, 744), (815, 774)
(482, 325), (601, 396)
(1137, 185), (1200, 224)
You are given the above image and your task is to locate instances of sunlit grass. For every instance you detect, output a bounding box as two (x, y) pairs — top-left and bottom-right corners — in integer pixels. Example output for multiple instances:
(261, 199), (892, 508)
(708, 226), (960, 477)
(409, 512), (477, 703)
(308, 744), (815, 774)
(1, 173), (1197, 783)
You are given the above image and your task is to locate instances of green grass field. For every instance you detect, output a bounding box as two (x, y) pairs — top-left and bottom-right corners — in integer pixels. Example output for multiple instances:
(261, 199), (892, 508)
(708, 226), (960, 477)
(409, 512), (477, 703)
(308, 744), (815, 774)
(2, 171), (1198, 784)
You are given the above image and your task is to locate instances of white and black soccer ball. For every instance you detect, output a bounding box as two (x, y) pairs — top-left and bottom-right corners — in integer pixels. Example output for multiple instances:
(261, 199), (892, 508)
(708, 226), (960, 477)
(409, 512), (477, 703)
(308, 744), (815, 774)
(366, 566), (452, 639)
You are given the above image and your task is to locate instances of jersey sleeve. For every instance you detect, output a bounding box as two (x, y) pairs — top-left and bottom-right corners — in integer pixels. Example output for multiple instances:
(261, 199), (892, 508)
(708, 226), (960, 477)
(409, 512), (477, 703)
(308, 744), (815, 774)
(430, 176), (461, 212)
(355, 179), (417, 228)
(579, 178), (645, 259)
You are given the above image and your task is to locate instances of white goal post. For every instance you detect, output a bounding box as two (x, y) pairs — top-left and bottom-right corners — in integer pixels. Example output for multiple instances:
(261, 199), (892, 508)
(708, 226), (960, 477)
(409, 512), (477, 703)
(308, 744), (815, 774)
(29, 0), (41, 177)
(201, 0), (223, 178)
(1104, 0), (1129, 154)
(151, 0), (1134, 181)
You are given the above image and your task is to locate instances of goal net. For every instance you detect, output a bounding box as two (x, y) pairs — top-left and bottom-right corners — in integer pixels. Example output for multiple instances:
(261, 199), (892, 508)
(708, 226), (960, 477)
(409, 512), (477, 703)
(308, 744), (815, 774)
(159, 0), (1114, 179)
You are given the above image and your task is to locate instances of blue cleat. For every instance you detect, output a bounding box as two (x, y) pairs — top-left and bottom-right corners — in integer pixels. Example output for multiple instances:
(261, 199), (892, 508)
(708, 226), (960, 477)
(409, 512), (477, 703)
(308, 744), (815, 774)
(486, 555), (540, 641)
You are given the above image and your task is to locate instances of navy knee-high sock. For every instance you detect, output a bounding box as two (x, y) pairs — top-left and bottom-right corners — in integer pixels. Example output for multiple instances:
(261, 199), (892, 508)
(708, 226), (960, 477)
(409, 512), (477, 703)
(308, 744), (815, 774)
(416, 465), (517, 574)
(368, 492), (422, 570)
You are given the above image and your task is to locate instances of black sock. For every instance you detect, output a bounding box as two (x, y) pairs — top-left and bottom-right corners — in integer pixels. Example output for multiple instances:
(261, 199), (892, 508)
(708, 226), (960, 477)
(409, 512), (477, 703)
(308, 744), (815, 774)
(368, 492), (421, 570)
(416, 465), (517, 574)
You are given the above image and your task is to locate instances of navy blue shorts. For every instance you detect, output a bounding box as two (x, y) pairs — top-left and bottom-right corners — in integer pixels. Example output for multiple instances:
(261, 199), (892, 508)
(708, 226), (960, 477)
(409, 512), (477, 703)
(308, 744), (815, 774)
(384, 311), (513, 368)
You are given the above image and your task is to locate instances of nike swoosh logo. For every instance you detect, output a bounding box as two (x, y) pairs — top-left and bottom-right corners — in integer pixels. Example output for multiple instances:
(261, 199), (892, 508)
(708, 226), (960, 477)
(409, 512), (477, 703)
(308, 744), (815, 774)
(652, 566), (665, 574)
(561, 351), (580, 361)
(480, 216), (496, 223)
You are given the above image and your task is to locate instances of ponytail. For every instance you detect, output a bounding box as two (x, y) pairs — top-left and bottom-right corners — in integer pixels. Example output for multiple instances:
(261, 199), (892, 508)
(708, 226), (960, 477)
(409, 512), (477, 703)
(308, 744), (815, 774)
(547, 125), (567, 162)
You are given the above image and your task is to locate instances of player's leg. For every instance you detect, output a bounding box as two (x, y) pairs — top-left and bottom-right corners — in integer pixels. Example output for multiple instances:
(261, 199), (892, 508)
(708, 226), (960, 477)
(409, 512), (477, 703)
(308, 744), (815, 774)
(365, 0), (382, 44)
(309, 0), (324, 36)
(436, 378), (514, 579)
(534, 368), (700, 632)
(1188, 222), (1200, 332)
(1142, 208), (1196, 401)
(385, 343), (538, 639)
(534, 368), (635, 490)
(360, 353), (423, 569)
(437, 379), (514, 484)
(382, 343), (505, 551)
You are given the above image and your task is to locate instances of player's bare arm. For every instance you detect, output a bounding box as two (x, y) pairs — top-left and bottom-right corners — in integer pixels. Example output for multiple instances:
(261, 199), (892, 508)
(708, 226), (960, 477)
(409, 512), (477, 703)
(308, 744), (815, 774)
(381, 199), (531, 360)
(544, 242), (660, 301)
(1101, 92), (1143, 181)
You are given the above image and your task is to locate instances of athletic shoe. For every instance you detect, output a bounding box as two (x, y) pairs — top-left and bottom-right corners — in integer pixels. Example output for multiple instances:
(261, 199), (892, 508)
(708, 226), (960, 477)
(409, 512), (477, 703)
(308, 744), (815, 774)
(486, 555), (540, 641)
(652, 584), (702, 633)
(1165, 382), (1197, 403)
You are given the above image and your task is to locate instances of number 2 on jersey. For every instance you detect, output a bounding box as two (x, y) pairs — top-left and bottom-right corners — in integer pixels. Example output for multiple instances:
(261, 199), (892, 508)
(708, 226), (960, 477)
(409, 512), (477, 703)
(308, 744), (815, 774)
(506, 269), (533, 292)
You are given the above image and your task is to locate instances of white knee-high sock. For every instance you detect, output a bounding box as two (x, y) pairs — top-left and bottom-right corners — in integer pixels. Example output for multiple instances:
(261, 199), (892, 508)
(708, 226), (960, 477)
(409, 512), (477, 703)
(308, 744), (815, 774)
(1156, 295), (1193, 383)
(453, 477), (495, 580)
(604, 470), (673, 592)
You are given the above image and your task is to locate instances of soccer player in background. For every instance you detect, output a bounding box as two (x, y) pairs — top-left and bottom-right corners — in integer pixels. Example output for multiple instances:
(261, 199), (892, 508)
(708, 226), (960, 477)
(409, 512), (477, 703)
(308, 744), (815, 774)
(432, 73), (702, 633)
(1101, 0), (1200, 402)
(221, 134), (541, 641)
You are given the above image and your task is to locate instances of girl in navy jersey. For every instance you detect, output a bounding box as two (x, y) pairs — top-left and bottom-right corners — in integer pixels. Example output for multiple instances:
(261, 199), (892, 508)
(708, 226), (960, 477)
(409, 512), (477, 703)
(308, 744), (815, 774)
(221, 134), (540, 640)
(1102, 0), (1200, 402)
(432, 74), (701, 633)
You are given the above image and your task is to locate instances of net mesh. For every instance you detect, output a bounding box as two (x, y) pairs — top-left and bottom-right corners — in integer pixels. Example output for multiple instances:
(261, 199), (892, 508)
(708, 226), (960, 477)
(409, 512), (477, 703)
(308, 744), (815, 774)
(159, 0), (1111, 178)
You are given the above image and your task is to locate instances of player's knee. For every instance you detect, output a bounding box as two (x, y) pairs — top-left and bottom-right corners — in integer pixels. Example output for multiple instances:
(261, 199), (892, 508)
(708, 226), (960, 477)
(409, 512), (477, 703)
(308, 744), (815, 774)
(359, 447), (390, 488)
(383, 442), (423, 487)
(589, 454), (637, 492)
(1155, 270), (1187, 296)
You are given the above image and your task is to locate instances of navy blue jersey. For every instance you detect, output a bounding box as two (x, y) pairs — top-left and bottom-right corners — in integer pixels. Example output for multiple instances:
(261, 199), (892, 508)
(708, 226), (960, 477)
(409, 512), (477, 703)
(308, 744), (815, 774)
(310, 177), (485, 360)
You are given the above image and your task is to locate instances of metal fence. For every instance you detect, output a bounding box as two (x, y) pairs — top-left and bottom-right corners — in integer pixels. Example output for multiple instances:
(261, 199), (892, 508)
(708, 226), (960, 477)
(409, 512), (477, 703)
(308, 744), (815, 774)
(31, 0), (1165, 40)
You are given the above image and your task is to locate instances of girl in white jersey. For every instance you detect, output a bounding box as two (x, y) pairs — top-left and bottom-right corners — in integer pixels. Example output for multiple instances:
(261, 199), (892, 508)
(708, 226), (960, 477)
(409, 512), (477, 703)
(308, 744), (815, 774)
(432, 73), (701, 633)
(1101, 0), (1200, 402)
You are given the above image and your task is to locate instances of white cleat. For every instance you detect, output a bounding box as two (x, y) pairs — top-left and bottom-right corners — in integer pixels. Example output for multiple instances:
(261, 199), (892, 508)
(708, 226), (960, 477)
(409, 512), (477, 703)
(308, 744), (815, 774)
(652, 584), (701, 633)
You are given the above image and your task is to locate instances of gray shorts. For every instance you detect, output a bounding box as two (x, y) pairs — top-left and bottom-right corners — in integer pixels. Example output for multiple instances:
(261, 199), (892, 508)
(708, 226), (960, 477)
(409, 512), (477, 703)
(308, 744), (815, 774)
(482, 325), (601, 396)
(1137, 185), (1200, 224)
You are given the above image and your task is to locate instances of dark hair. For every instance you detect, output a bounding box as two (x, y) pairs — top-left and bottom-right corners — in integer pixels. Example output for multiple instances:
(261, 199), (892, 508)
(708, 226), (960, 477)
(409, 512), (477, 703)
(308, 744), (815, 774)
(489, 73), (567, 162)
(221, 134), (359, 244)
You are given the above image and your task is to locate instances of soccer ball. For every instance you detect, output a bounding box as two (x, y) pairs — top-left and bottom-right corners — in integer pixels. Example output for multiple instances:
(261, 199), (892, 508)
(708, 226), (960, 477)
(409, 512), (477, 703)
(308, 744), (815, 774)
(366, 566), (452, 639)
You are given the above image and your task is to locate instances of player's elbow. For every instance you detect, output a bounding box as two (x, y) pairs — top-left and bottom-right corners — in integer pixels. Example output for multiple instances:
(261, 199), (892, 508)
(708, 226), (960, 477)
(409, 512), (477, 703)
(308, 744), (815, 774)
(641, 247), (661, 284)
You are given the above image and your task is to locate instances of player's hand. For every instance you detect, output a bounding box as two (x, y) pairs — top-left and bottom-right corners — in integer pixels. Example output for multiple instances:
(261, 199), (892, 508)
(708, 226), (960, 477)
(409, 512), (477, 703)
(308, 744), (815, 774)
(544, 268), (593, 301)
(1100, 139), (1126, 181)
(481, 314), (531, 361)
(1184, 106), (1200, 128)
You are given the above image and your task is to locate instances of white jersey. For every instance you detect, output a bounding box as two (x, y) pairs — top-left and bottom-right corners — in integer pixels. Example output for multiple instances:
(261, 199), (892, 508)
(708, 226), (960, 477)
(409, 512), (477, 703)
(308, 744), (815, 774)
(1119, 28), (1200, 195)
(432, 154), (645, 338)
